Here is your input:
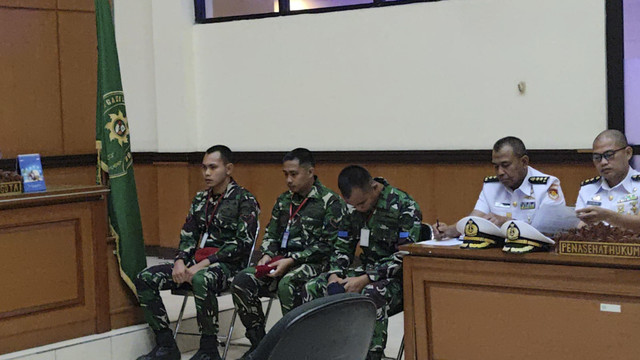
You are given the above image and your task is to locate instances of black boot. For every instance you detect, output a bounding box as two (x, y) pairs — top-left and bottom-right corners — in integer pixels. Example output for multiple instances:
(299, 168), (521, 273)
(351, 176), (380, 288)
(137, 329), (181, 360)
(365, 350), (383, 360)
(188, 335), (221, 360)
(239, 326), (266, 360)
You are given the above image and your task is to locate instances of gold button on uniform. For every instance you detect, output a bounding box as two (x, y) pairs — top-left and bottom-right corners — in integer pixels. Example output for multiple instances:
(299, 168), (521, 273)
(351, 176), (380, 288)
(512, 202), (517, 207)
(609, 195), (614, 201)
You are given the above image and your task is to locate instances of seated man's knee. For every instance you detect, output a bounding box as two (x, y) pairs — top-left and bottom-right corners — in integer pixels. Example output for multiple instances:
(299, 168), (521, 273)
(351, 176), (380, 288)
(232, 270), (253, 291)
(277, 274), (293, 295)
(191, 271), (206, 289)
(362, 283), (376, 297)
(134, 269), (151, 292)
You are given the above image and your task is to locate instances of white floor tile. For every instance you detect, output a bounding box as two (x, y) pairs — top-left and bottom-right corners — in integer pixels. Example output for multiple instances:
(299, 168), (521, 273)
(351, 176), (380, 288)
(54, 338), (110, 360)
(111, 328), (154, 360)
(9, 352), (55, 360)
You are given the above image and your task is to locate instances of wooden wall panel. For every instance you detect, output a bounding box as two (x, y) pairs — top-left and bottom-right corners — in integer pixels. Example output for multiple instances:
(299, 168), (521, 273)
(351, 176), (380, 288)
(57, 0), (94, 11)
(45, 166), (96, 186)
(134, 164), (160, 247)
(0, 8), (63, 158)
(107, 240), (144, 329)
(58, 11), (98, 154)
(156, 163), (191, 248)
(0, 0), (55, 8)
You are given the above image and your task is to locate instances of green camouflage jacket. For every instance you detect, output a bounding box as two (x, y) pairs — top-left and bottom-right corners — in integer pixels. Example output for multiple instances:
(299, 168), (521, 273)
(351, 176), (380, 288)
(261, 177), (346, 266)
(175, 178), (260, 271)
(329, 177), (422, 281)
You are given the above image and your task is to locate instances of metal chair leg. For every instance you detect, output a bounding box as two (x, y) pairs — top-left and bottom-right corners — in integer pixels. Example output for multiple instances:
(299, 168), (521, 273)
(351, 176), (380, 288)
(396, 335), (404, 360)
(222, 308), (238, 360)
(264, 297), (274, 322)
(174, 295), (189, 339)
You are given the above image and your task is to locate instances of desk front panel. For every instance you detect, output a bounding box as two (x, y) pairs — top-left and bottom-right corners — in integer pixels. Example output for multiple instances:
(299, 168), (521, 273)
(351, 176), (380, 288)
(0, 187), (110, 354)
(404, 253), (640, 360)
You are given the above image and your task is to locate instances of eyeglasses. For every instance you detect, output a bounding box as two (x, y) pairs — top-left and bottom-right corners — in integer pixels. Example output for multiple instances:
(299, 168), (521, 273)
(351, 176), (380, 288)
(592, 147), (627, 162)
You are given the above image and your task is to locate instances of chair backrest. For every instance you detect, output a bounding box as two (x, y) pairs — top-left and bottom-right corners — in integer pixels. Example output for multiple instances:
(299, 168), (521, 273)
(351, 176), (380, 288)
(248, 293), (376, 360)
(420, 222), (434, 241)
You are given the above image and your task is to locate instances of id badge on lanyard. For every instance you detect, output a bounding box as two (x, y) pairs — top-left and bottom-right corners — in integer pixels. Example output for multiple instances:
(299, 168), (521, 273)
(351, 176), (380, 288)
(360, 228), (370, 247)
(281, 224), (290, 249)
(281, 198), (308, 249)
(360, 209), (374, 247)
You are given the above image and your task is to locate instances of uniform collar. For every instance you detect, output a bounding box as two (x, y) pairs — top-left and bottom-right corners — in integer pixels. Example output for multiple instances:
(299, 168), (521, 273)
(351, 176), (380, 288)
(599, 167), (634, 193)
(290, 176), (323, 202)
(372, 177), (391, 210)
(210, 177), (237, 200)
(511, 166), (534, 196)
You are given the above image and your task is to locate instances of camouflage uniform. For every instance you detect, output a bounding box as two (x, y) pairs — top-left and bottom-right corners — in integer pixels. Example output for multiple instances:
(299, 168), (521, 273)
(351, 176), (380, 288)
(135, 179), (259, 337)
(232, 177), (346, 330)
(303, 178), (422, 354)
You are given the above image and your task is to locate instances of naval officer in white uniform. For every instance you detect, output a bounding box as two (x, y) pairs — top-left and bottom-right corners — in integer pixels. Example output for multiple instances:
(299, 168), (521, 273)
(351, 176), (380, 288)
(435, 136), (565, 239)
(576, 130), (640, 231)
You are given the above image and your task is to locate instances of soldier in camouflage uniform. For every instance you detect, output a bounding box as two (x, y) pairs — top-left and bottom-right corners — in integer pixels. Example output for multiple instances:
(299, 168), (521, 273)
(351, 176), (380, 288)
(135, 145), (260, 360)
(231, 148), (346, 359)
(303, 165), (422, 360)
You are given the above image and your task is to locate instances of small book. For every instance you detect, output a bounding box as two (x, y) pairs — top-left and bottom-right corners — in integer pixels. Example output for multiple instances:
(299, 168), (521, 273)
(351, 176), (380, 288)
(17, 154), (46, 193)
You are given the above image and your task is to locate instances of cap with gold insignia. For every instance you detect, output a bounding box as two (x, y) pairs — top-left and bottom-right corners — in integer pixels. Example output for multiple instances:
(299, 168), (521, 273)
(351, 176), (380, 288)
(500, 220), (555, 253)
(456, 216), (505, 249)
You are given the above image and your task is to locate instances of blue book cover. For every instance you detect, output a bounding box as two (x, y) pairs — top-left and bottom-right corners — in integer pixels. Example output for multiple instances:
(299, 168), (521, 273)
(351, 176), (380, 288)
(17, 154), (46, 193)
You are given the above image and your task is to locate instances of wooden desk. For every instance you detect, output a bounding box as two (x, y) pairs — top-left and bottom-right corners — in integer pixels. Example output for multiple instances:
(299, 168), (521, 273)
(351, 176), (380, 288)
(0, 185), (141, 354)
(401, 245), (640, 360)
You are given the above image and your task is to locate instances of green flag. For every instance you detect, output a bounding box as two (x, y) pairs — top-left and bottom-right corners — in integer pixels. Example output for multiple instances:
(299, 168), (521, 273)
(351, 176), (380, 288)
(95, 0), (146, 295)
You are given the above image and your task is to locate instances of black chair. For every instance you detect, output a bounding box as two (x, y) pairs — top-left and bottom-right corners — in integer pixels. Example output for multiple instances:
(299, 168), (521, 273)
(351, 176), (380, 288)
(247, 293), (376, 360)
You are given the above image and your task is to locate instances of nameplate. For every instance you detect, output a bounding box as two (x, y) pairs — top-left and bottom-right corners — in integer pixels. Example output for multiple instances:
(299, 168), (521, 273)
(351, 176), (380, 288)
(0, 181), (23, 195)
(558, 241), (640, 259)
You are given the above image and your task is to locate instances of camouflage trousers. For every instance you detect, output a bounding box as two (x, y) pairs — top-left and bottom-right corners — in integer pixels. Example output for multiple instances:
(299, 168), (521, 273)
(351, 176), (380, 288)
(134, 262), (232, 336)
(302, 271), (403, 353)
(231, 263), (323, 330)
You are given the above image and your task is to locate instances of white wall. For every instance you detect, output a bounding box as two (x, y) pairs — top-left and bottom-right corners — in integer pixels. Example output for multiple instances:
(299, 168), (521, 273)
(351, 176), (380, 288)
(117, 0), (609, 152)
(114, 0), (158, 151)
(115, 0), (198, 152)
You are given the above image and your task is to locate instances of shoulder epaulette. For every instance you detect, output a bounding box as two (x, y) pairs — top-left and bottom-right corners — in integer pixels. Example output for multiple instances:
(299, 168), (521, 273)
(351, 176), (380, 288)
(581, 176), (601, 186)
(632, 175), (640, 182)
(484, 176), (499, 183)
(528, 176), (549, 184)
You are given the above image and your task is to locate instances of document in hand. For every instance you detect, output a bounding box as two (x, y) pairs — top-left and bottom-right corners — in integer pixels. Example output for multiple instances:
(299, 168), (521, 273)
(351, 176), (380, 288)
(531, 205), (580, 235)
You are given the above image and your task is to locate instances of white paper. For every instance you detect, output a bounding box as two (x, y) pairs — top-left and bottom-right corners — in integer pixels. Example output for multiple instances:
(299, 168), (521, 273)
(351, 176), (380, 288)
(417, 237), (463, 246)
(360, 228), (370, 247)
(531, 205), (580, 234)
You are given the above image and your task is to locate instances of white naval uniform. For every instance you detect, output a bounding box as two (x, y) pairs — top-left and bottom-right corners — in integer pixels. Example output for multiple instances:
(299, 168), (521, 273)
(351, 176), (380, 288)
(474, 166), (566, 224)
(576, 167), (640, 215)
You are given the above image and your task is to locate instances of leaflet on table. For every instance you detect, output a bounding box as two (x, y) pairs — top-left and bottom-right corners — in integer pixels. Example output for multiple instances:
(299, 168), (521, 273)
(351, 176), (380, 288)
(417, 237), (463, 246)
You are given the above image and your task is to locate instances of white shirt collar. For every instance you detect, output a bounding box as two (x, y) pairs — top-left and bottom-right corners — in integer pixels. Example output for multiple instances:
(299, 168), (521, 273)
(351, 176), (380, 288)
(599, 167), (632, 192)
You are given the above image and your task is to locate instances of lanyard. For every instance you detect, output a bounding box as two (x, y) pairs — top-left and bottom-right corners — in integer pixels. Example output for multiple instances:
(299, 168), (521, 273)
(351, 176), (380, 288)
(363, 208), (376, 229)
(205, 191), (224, 230)
(287, 197), (309, 229)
